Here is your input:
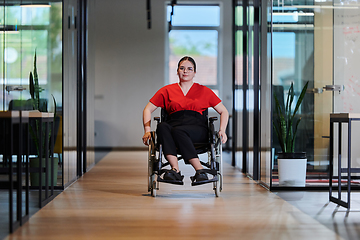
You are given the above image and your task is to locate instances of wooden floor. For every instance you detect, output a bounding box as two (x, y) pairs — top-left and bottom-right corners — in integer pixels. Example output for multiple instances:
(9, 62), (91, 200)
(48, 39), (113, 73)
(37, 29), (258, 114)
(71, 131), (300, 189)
(5, 151), (343, 240)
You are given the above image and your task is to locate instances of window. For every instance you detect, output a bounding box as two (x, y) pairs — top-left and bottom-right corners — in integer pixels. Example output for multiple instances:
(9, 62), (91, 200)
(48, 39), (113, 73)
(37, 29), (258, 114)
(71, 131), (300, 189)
(166, 4), (220, 94)
(0, 3), (62, 111)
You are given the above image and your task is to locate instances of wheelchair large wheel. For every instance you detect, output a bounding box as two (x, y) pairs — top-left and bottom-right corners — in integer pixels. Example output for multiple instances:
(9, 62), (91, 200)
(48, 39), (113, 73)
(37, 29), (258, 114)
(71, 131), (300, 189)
(213, 140), (223, 197)
(148, 132), (157, 197)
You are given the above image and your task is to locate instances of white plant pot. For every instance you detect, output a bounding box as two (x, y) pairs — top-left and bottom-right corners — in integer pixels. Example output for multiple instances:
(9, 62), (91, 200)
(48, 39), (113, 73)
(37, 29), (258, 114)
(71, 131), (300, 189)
(278, 158), (307, 187)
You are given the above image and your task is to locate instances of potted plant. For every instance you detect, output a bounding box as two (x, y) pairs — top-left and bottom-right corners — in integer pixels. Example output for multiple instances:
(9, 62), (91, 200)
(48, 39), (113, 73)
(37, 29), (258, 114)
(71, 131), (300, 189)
(28, 50), (58, 187)
(273, 81), (309, 187)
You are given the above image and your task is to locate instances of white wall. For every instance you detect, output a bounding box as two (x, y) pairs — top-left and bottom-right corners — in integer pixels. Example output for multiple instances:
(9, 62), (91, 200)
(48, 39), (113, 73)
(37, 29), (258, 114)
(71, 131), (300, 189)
(89, 0), (233, 148)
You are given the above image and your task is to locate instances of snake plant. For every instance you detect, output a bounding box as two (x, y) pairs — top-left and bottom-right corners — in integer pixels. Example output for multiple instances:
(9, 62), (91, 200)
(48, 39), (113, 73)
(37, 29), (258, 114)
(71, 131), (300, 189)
(273, 81), (309, 153)
(29, 50), (57, 157)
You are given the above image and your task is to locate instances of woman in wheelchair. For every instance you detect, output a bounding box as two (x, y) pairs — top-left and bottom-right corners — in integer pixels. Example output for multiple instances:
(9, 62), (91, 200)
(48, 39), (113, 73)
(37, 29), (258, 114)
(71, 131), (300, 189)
(142, 56), (229, 185)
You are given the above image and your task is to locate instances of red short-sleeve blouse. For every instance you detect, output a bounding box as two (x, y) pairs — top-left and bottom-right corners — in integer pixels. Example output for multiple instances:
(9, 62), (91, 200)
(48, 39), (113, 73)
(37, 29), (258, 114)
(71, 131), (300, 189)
(149, 83), (221, 115)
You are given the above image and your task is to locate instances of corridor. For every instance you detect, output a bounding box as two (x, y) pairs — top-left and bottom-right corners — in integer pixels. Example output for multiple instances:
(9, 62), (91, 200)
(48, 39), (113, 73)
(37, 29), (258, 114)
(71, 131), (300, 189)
(5, 151), (342, 240)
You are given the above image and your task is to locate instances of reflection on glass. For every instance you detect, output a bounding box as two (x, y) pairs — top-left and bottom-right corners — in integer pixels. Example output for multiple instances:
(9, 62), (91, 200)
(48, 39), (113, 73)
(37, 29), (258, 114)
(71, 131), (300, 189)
(271, 1), (322, 187)
(1, 2), (63, 185)
(1, 3), (62, 111)
(234, 5), (243, 170)
(332, 1), (360, 182)
(247, 6), (254, 176)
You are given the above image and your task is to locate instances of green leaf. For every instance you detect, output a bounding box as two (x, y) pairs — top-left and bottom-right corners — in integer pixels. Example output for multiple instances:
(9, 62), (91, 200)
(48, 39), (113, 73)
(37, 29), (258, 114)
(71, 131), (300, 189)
(292, 81), (309, 118)
(29, 72), (34, 100)
(273, 122), (285, 153)
(292, 117), (302, 152)
(273, 81), (309, 153)
(274, 93), (287, 151)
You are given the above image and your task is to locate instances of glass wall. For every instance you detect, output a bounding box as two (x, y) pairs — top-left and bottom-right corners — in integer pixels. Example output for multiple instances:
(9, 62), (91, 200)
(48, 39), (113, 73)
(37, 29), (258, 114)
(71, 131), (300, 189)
(0, 1), (63, 183)
(270, 0), (360, 188)
(234, 0), (360, 189)
(234, 0), (262, 179)
(247, 5), (255, 177)
(1, 2), (62, 111)
(259, 0), (272, 187)
(271, 0), (315, 187)
(234, 4), (244, 171)
(0, 0), (63, 234)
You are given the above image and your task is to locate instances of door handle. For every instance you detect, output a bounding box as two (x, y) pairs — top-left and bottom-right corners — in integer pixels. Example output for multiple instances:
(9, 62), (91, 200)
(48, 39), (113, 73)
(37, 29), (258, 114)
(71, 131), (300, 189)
(307, 85), (345, 94)
(5, 85), (26, 93)
(323, 85), (344, 92)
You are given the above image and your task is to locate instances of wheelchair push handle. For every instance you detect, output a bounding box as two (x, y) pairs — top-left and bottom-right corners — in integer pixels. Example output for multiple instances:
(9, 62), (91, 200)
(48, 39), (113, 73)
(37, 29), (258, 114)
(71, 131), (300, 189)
(154, 117), (160, 123)
(209, 116), (218, 123)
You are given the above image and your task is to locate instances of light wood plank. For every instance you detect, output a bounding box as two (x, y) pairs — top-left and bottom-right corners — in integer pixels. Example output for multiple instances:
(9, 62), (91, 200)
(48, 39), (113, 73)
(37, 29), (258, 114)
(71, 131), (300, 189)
(5, 151), (343, 240)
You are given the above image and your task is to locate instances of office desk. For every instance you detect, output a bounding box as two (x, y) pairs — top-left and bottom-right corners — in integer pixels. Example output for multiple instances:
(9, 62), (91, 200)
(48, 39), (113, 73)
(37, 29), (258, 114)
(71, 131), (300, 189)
(27, 111), (56, 208)
(0, 111), (55, 233)
(0, 111), (29, 232)
(329, 113), (360, 209)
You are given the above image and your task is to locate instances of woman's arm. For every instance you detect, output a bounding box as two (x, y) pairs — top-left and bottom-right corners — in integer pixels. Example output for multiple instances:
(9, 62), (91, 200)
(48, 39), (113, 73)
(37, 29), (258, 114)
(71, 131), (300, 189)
(142, 102), (158, 145)
(213, 102), (229, 143)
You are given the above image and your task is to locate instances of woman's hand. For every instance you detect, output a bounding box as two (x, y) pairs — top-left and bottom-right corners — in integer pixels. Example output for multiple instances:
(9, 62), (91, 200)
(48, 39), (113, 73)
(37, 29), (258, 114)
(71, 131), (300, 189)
(142, 132), (151, 146)
(218, 130), (228, 144)
(213, 102), (229, 144)
(142, 102), (158, 145)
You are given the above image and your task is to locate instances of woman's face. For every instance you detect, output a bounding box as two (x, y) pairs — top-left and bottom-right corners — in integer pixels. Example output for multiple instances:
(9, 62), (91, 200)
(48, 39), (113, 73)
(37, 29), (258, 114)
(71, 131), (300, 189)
(177, 60), (196, 82)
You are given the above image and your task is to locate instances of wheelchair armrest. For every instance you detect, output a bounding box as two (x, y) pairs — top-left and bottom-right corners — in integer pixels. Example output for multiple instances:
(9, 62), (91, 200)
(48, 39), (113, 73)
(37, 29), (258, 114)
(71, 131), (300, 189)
(208, 117), (218, 144)
(154, 117), (160, 123)
(209, 116), (218, 123)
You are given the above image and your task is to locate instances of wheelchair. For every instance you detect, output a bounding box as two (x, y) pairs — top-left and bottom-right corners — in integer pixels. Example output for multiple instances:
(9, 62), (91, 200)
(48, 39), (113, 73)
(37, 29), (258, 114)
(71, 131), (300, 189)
(148, 109), (223, 197)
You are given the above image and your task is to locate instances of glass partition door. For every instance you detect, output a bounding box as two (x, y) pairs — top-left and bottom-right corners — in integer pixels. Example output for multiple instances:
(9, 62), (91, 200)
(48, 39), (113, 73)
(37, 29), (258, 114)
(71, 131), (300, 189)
(234, 0), (262, 179)
(271, 0), (360, 188)
(332, 0), (360, 195)
(0, 0), (63, 234)
(1, 1), (63, 184)
(234, 3), (245, 172)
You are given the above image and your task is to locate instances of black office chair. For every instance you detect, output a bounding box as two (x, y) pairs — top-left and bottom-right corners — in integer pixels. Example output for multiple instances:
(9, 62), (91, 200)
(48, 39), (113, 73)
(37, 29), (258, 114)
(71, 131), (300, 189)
(148, 109), (223, 197)
(9, 99), (47, 112)
(7, 99), (60, 156)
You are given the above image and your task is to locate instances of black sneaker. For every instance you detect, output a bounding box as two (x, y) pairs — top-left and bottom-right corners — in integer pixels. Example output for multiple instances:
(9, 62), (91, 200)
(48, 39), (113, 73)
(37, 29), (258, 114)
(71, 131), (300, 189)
(194, 170), (208, 182)
(163, 168), (183, 181)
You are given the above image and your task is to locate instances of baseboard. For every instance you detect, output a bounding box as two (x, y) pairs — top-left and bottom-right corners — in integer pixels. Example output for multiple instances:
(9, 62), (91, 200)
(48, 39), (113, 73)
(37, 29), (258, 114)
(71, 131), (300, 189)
(94, 147), (147, 151)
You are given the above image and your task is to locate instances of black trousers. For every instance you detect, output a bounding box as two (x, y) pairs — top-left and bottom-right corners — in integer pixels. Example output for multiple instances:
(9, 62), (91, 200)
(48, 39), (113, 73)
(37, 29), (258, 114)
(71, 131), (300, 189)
(156, 110), (208, 164)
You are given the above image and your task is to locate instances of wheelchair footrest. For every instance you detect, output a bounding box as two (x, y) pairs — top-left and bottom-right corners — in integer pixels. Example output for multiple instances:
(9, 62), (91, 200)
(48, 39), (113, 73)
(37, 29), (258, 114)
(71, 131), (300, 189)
(190, 169), (218, 186)
(157, 175), (184, 185)
(191, 175), (218, 186)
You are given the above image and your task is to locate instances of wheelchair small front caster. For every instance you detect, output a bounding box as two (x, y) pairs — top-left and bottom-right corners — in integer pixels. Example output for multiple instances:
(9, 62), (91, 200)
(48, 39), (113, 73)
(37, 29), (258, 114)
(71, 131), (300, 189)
(151, 182), (156, 197)
(213, 176), (221, 197)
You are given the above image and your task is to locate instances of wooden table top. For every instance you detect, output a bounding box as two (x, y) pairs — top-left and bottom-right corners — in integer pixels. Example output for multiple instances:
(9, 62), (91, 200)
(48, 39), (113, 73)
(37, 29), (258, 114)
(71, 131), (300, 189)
(0, 110), (54, 118)
(330, 113), (360, 119)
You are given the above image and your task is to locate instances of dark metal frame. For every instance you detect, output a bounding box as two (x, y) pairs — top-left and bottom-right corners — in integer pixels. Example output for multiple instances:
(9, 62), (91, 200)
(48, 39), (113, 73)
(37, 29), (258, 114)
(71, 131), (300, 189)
(252, 0), (260, 180)
(232, 0), (262, 179)
(242, 0), (248, 175)
(231, 0), (236, 167)
(232, 0), (248, 173)
(329, 115), (360, 209)
(0, 112), (30, 233)
(76, 0), (88, 176)
(11, 112), (29, 232)
(30, 115), (57, 208)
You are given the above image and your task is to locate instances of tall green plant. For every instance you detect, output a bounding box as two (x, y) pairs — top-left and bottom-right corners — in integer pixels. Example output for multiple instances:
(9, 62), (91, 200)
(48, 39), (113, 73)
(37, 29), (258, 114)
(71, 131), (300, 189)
(273, 81), (309, 153)
(29, 50), (45, 111)
(29, 50), (57, 157)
